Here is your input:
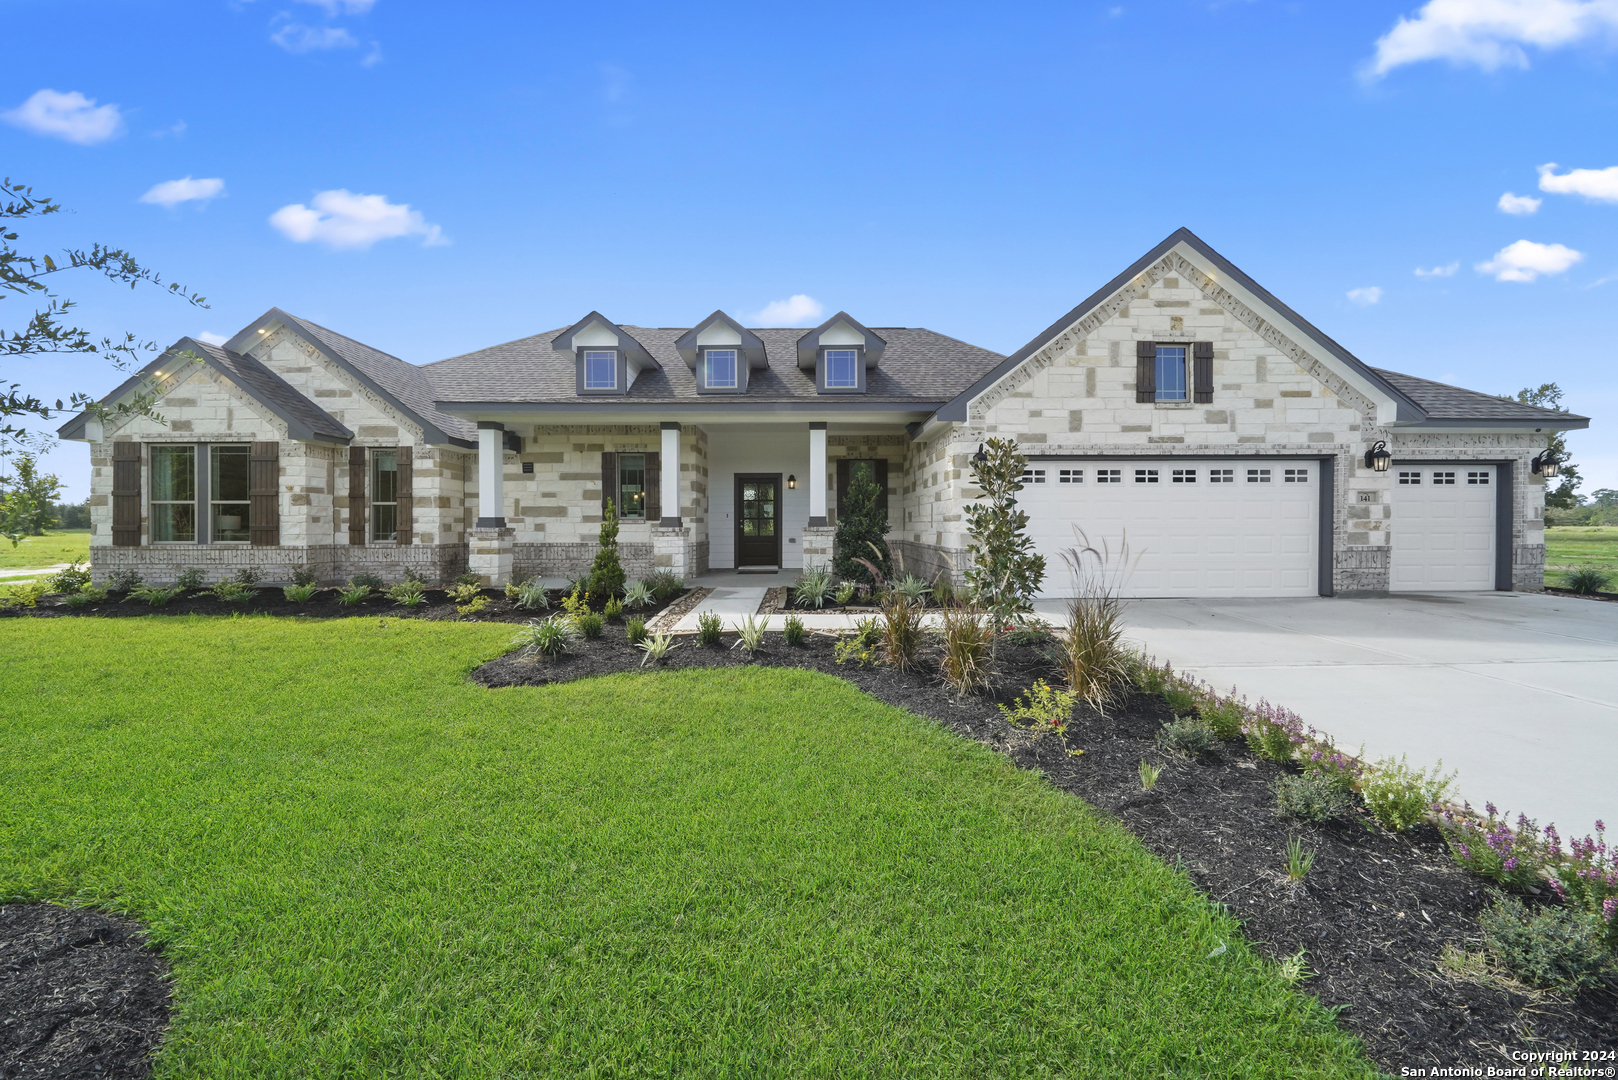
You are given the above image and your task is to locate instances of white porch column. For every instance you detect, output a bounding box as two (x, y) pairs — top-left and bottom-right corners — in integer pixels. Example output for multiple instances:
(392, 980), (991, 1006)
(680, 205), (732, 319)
(808, 422), (828, 527)
(477, 422), (506, 527)
(659, 422), (682, 527)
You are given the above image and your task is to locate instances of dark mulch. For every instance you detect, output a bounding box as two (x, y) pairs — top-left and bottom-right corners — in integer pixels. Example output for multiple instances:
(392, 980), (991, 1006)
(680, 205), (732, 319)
(1, 588), (690, 625)
(475, 631), (1618, 1075)
(0, 904), (169, 1080)
(1544, 586), (1618, 603)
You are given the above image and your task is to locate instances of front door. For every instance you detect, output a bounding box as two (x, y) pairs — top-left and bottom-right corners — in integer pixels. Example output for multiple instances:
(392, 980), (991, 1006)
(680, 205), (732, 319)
(735, 474), (782, 568)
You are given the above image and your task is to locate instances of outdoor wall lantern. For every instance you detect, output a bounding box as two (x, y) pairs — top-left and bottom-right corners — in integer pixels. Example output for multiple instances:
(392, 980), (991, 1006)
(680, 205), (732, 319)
(787, 474), (796, 489)
(973, 443), (988, 464)
(1363, 441), (1391, 473)
(1532, 450), (1561, 477)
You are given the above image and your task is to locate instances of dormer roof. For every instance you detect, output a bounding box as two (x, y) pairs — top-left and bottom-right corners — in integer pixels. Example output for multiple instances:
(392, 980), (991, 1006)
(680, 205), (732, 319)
(795, 312), (887, 372)
(674, 311), (768, 370)
(550, 312), (659, 374)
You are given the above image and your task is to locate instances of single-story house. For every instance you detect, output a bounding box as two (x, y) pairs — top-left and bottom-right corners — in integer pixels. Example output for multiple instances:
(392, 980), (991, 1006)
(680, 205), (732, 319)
(58, 228), (1589, 597)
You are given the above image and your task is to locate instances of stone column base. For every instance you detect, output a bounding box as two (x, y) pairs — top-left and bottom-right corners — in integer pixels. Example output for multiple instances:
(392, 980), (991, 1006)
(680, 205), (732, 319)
(468, 527), (515, 587)
(801, 526), (835, 573)
(651, 525), (693, 582)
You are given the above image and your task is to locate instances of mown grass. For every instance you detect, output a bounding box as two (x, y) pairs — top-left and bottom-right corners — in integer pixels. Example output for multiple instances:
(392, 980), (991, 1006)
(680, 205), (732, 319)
(0, 528), (90, 571)
(1545, 526), (1618, 590)
(0, 617), (1373, 1078)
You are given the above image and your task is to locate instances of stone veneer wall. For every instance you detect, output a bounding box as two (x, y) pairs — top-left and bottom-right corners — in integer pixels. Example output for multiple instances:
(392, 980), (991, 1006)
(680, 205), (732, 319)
(89, 543), (470, 587)
(511, 541), (656, 583)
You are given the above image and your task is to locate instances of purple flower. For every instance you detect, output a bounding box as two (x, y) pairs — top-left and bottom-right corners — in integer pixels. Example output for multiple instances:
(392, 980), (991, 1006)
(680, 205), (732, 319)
(1603, 898), (1616, 923)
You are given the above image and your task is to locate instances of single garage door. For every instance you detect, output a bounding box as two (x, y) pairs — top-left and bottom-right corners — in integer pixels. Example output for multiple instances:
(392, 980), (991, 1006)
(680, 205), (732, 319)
(1390, 466), (1496, 591)
(1019, 459), (1319, 599)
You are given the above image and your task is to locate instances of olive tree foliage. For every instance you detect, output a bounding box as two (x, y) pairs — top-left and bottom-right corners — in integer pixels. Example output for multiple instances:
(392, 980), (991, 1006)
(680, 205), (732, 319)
(1, 177), (208, 447)
(963, 437), (1045, 629)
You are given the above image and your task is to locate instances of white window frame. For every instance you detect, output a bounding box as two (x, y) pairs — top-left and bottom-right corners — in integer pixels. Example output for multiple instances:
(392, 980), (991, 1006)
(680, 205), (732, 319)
(583, 350), (617, 390)
(703, 348), (738, 389)
(1096, 469), (1122, 484)
(1247, 468), (1272, 483)
(824, 349), (859, 389)
(1154, 345), (1188, 403)
(1209, 468), (1234, 484)
(1172, 468), (1196, 483)
(1058, 468), (1083, 484)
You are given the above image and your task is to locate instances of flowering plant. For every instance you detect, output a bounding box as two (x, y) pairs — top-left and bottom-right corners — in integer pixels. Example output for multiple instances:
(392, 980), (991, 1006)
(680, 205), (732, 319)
(1435, 803), (1552, 891)
(1546, 821), (1618, 952)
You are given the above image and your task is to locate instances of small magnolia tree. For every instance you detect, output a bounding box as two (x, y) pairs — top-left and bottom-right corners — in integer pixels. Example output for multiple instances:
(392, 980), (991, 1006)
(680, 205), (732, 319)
(833, 461), (889, 586)
(963, 438), (1045, 631)
(587, 497), (627, 600)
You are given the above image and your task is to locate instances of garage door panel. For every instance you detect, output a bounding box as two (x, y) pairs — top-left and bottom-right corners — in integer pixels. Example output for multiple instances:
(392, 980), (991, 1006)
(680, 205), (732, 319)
(1391, 466), (1495, 592)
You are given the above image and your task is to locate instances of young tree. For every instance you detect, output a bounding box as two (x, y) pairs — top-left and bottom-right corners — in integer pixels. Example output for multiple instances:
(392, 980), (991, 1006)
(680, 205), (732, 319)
(1513, 384), (1581, 509)
(0, 445), (62, 534)
(833, 461), (889, 586)
(2, 177), (207, 446)
(963, 438), (1045, 632)
(587, 497), (627, 600)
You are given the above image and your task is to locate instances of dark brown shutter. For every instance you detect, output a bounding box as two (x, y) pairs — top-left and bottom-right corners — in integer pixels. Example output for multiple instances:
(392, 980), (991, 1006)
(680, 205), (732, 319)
(249, 442), (280, 547)
(644, 451), (661, 522)
(348, 445), (367, 546)
(395, 448), (413, 545)
(1193, 341), (1214, 404)
(111, 442), (142, 547)
(601, 451), (618, 516)
(1135, 340), (1156, 403)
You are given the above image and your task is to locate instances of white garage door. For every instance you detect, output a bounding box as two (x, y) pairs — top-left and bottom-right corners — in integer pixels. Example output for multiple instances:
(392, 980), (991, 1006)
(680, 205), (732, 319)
(1019, 459), (1319, 599)
(1390, 466), (1496, 592)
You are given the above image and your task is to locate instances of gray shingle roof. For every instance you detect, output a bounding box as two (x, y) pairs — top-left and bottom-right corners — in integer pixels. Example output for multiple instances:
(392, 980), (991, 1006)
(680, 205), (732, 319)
(1372, 368), (1589, 424)
(283, 314), (478, 443)
(424, 326), (1005, 405)
(192, 340), (352, 442)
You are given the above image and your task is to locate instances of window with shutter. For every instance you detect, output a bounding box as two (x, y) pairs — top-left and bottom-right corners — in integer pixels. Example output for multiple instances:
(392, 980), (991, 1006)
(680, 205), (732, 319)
(248, 442), (280, 546)
(601, 451), (618, 515)
(645, 451), (661, 522)
(348, 446), (367, 546)
(395, 448), (413, 545)
(1135, 340), (1156, 403)
(1193, 341), (1214, 403)
(111, 442), (142, 547)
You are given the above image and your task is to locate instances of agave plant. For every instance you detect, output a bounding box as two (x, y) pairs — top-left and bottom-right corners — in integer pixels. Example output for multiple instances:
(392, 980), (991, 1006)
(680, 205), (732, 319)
(732, 614), (768, 653)
(622, 580), (655, 610)
(638, 632), (677, 666)
(794, 568), (834, 609)
(892, 573), (932, 606)
(512, 615), (578, 658)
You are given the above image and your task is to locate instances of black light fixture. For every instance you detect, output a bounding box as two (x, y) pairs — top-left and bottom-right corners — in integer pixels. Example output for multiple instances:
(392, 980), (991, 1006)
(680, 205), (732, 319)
(1363, 440), (1391, 473)
(1532, 450), (1561, 477)
(787, 474), (796, 489)
(973, 443), (988, 464)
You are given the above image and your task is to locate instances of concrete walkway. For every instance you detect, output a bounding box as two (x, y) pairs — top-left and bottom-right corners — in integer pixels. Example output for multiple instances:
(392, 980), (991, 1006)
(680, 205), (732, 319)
(1115, 593), (1618, 835)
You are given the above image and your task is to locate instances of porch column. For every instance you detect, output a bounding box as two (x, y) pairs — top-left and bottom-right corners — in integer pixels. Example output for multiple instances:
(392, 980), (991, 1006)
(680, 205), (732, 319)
(659, 422), (682, 527)
(808, 422), (828, 527)
(476, 421), (506, 527)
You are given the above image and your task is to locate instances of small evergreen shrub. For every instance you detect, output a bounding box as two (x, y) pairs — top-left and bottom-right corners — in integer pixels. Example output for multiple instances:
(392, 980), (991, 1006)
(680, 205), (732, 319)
(386, 581), (428, 607)
(794, 569), (834, 609)
(291, 566), (319, 587)
(107, 569), (142, 594)
(129, 583), (183, 607)
(402, 565), (425, 585)
(1162, 687), (1197, 714)
(209, 580), (255, 604)
(624, 616), (648, 645)
(351, 572), (385, 590)
(1158, 714), (1217, 756)
(458, 595), (491, 617)
(455, 570), (482, 587)
(1273, 772), (1351, 823)
(232, 568), (261, 586)
(175, 568), (206, 591)
(696, 611), (723, 646)
(1361, 755), (1454, 832)
(449, 582), (482, 605)
(282, 583), (320, 604)
(46, 560), (92, 593)
(603, 596), (624, 621)
(338, 583), (372, 606)
(834, 581), (857, 606)
(587, 498), (627, 600)
(1198, 698), (1246, 741)
(646, 570), (682, 602)
(574, 611), (604, 638)
(64, 584), (108, 608)
(833, 461), (889, 586)
(1004, 618), (1054, 646)
(782, 613), (807, 647)
(962, 437), (1045, 626)
(6, 581), (51, 608)
(1479, 894), (1613, 993)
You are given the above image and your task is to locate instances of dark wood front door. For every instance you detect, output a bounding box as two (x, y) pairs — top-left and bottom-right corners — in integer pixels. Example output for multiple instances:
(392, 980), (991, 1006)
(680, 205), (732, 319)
(735, 474), (782, 568)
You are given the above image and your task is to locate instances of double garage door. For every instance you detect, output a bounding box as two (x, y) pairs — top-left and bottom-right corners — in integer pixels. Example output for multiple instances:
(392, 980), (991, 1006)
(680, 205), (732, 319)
(1020, 459), (1319, 599)
(1389, 466), (1497, 592)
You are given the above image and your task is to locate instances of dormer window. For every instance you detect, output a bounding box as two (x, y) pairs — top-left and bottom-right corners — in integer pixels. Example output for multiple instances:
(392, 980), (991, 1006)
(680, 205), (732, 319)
(824, 349), (859, 389)
(704, 348), (738, 389)
(584, 350), (618, 390)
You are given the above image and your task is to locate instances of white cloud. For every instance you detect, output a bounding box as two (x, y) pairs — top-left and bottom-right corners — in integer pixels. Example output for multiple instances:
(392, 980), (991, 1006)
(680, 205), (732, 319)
(295, 0), (377, 13)
(1365, 0), (1618, 77)
(272, 23), (358, 53)
(752, 294), (824, 326)
(1476, 239), (1584, 281)
(1, 89), (124, 145)
(152, 120), (187, 139)
(1537, 161), (1618, 202)
(195, 332), (229, 346)
(361, 41), (383, 67)
(1498, 191), (1543, 213)
(139, 177), (225, 208)
(269, 189), (447, 250)
(1347, 286), (1384, 305)
(1415, 261), (1461, 277)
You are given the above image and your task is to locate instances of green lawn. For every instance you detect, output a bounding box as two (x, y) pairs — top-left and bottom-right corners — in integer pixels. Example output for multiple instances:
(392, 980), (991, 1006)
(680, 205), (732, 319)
(0, 528), (90, 570)
(1545, 525), (1618, 590)
(0, 618), (1371, 1078)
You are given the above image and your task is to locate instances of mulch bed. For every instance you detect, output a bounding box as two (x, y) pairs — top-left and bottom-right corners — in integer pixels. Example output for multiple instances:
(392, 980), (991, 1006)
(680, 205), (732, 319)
(0, 903), (169, 1080)
(1, 588), (692, 625)
(1543, 586), (1618, 603)
(759, 586), (878, 616)
(475, 630), (1618, 1075)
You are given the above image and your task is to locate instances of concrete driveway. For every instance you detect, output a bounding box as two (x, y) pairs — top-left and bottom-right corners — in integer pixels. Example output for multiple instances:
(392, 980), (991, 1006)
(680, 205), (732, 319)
(1108, 593), (1617, 835)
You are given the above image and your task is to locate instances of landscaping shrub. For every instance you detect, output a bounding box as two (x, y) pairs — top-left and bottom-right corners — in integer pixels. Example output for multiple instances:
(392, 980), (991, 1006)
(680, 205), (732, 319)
(1285, 837), (1316, 882)
(5, 581), (50, 607)
(449, 582), (482, 605)
(1158, 714), (1217, 756)
(938, 606), (993, 696)
(999, 678), (1076, 738)
(574, 611), (604, 638)
(1300, 743), (1365, 793)
(794, 568), (834, 609)
(127, 582), (182, 607)
(208, 580), (255, 603)
(879, 591), (924, 672)
(638, 632), (676, 666)
(283, 583), (320, 604)
(509, 580), (550, 610)
(174, 568), (206, 591)
(1163, 687), (1197, 715)
(1479, 894), (1613, 993)
(782, 613), (806, 647)
(1435, 804), (1552, 891)
(106, 568), (141, 594)
(588, 498), (627, 600)
(834, 581), (857, 606)
(402, 565), (425, 585)
(1198, 697), (1246, 741)
(892, 573), (931, 606)
(1544, 821), (1618, 952)
(386, 581), (428, 607)
(351, 572), (385, 591)
(1361, 755), (1454, 832)
(46, 559), (92, 594)
(1244, 700), (1309, 764)
(458, 597), (491, 617)
(963, 438), (1044, 631)
(232, 568), (261, 586)
(732, 615), (767, 653)
(64, 584), (107, 608)
(696, 611), (723, 646)
(622, 580), (654, 610)
(1273, 772), (1351, 824)
(1055, 583), (1132, 713)
(337, 583), (371, 606)
(292, 565), (319, 587)
(603, 596), (624, 621)
(1564, 566), (1613, 595)
(512, 615), (576, 658)
(1003, 618), (1054, 646)
(455, 570), (481, 588)
(931, 573), (956, 607)
(833, 461), (889, 586)
(646, 570), (681, 602)
(624, 616), (648, 645)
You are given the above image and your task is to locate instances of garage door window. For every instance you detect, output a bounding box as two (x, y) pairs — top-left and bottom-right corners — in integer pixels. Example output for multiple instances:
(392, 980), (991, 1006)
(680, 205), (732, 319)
(1433, 471), (1456, 485)
(1154, 346), (1187, 401)
(1468, 471), (1490, 485)
(1097, 469), (1121, 483)
(1135, 469), (1159, 483)
(1020, 468), (1046, 484)
(1210, 468), (1233, 483)
(1059, 469), (1082, 483)
(1284, 468), (1308, 483)
(1172, 469), (1196, 483)
(1398, 471), (1421, 485)
(1247, 468), (1271, 483)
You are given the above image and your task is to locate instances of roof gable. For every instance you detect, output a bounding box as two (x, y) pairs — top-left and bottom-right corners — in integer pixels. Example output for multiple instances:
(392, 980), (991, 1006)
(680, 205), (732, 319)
(795, 312), (886, 371)
(674, 311), (767, 370)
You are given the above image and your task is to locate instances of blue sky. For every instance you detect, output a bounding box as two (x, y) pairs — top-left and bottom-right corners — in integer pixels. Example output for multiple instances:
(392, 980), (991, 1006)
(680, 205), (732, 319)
(4, 0), (1616, 501)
